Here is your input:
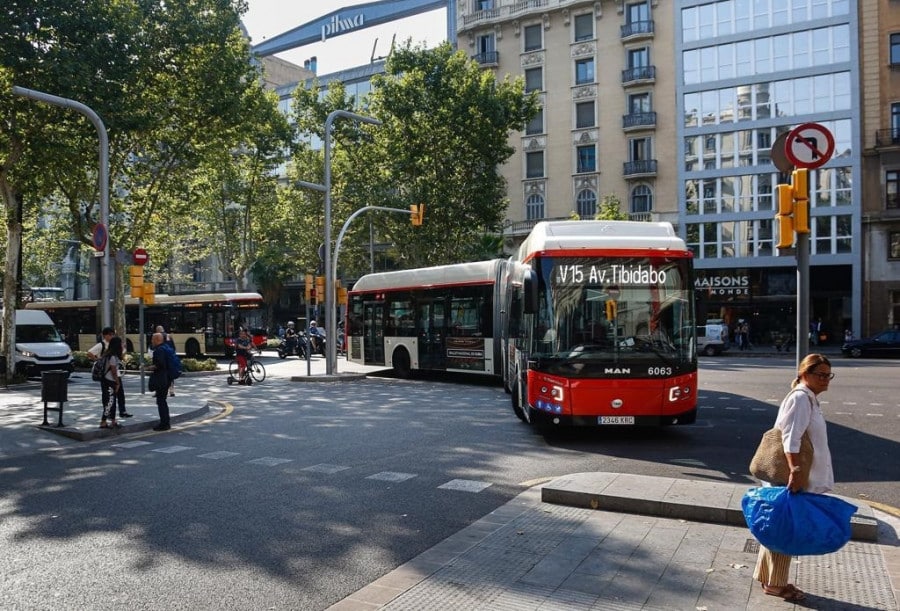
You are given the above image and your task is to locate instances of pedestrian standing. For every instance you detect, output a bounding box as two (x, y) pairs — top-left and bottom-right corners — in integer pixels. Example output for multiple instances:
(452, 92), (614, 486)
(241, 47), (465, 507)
(150, 332), (171, 431)
(99, 336), (126, 429)
(155, 325), (177, 396)
(88, 327), (131, 420)
(752, 353), (835, 602)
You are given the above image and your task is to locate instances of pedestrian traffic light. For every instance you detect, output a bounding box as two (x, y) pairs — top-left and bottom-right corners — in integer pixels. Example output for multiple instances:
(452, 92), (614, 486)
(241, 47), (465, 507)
(410, 203), (424, 226)
(130, 266), (144, 298)
(775, 184), (795, 249)
(605, 299), (617, 321)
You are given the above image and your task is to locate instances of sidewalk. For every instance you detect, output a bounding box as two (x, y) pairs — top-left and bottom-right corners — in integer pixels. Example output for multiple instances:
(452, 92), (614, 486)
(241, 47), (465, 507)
(331, 473), (900, 611)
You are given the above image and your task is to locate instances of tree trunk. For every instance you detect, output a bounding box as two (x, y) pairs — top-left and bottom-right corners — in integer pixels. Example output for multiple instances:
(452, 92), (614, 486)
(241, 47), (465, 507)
(1, 179), (23, 379)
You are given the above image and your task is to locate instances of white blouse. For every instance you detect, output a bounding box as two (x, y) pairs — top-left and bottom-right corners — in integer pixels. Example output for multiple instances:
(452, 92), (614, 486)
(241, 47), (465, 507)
(774, 383), (834, 494)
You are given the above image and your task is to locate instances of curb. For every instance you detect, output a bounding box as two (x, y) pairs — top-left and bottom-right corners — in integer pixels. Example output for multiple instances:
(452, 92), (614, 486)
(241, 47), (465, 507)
(37, 404), (211, 441)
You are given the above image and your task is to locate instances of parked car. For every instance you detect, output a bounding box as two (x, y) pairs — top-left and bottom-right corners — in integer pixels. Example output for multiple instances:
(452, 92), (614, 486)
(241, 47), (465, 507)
(841, 329), (900, 358)
(696, 320), (729, 356)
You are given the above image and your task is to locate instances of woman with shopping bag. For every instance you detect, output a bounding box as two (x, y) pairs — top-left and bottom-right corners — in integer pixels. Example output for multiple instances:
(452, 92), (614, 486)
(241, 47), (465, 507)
(751, 353), (835, 602)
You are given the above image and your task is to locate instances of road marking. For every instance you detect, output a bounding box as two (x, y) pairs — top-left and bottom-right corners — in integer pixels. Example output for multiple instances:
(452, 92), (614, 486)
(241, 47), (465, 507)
(725, 407), (739, 410)
(865, 414), (884, 418)
(367, 471), (417, 482)
(198, 451), (240, 460)
(249, 457), (293, 466)
(302, 463), (350, 474)
(751, 408), (767, 412)
(843, 402), (858, 405)
(438, 479), (492, 493)
(113, 441), (153, 449)
(835, 412), (853, 416)
(152, 445), (195, 454)
(870, 403), (883, 406)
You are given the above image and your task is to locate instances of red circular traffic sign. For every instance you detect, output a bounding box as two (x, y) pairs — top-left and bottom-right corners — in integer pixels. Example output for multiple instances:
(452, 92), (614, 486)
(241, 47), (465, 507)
(785, 122), (834, 169)
(132, 248), (149, 266)
(92, 223), (107, 252)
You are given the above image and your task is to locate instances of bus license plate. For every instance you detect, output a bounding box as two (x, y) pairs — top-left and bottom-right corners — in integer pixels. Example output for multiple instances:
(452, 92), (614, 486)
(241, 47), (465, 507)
(599, 416), (635, 425)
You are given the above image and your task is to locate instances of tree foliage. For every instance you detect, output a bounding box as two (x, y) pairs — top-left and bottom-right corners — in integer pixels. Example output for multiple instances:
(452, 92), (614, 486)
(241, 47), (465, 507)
(595, 194), (630, 221)
(0, 0), (287, 369)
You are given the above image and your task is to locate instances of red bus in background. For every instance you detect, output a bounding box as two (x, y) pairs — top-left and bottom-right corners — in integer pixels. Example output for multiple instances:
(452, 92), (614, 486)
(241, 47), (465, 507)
(503, 221), (698, 427)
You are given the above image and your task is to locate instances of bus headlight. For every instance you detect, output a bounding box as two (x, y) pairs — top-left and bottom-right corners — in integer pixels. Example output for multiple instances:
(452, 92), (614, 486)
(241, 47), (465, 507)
(668, 386), (691, 401)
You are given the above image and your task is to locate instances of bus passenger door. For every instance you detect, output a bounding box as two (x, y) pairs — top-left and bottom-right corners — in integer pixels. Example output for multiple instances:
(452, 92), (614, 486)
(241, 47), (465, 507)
(363, 302), (384, 365)
(417, 300), (445, 369)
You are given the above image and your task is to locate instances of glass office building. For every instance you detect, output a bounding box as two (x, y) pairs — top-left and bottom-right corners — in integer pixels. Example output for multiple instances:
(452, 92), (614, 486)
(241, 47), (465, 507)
(676, 0), (860, 344)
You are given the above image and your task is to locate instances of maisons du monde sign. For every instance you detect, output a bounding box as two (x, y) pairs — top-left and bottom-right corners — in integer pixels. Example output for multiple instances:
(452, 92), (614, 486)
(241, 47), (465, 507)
(694, 273), (750, 297)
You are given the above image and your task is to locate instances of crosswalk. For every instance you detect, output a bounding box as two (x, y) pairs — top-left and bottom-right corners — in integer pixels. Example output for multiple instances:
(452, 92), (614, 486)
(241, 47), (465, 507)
(110, 440), (495, 493)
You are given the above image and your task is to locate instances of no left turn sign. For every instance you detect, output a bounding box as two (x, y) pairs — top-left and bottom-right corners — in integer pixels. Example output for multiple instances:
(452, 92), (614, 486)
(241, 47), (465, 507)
(785, 122), (834, 169)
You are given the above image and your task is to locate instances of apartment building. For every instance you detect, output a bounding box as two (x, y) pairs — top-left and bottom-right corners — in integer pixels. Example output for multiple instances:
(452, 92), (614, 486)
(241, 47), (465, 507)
(860, 0), (900, 336)
(458, 0), (862, 344)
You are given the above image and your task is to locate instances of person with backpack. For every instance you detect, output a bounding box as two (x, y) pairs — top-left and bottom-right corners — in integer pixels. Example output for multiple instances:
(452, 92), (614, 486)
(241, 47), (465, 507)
(98, 336), (126, 429)
(88, 327), (132, 420)
(155, 325), (178, 397)
(149, 332), (172, 431)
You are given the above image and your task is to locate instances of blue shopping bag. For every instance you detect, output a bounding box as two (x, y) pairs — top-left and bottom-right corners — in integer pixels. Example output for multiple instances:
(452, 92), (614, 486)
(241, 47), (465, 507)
(742, 486), (857, 556)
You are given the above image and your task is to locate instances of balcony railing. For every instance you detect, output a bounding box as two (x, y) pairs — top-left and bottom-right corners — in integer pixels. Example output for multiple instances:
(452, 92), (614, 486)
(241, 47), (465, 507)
(875, 128), (900, 147)
(622, 111), (657, 130)
(503, 216), (569, 236)
(621, 65), (655, 84)
(628, 212), (653, 222)
(623, 159), (658, 177)
(620, 20), (654, 39)
(473, 51), (499, 66)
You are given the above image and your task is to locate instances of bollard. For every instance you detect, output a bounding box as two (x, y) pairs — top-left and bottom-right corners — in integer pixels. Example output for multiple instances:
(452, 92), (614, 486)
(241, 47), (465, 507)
(41, 370), (69, 427)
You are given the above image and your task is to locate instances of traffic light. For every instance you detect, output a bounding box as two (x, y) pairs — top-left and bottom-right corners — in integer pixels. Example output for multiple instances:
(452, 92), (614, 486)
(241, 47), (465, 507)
(305, 274), (313, 303)
(129, 266), (144, 298)
(410, 203), (424, 226)
(775, 184), (795, 249)
(315, 275), (325, 304)
(605, 299), (617, 321)
(791, 168), (809, 234)
(143, 282), (155, 305)
(774, 168), (810, 249)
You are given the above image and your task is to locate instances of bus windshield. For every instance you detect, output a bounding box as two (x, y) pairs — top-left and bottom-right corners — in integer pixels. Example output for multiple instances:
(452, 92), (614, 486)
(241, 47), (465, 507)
(533, 255), (695, 371)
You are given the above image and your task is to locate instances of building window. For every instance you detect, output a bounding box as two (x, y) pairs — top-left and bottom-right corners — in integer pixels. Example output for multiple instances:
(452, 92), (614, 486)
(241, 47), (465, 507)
(526, 193), (545, 220)
(892, 291), (900, 327)
(575, 101), (595, 128)
(574, 13), (594, 42)
(887, 170), (900, 209)
(526, 151), (544, 178)
(525, 107), (543, 135)
(475, 33), (496, 64)
(630, 136), (651, 161)
(628, 92), (650, 114)
(626, 1), (649, 25)
(477, 0), (494, 10)
(892, 103), (900, 142)
(524, 24), (542, 51)
(892, 33), (900, 66)
(576, 189), (597, 218)
(890, 233), (900, 259)
(575, 58), (595, 84)
(631, 185), (652, 213)
(628, 47), (649, 68)
(524, 67), (542, 93)
(576, 145), (596, 173)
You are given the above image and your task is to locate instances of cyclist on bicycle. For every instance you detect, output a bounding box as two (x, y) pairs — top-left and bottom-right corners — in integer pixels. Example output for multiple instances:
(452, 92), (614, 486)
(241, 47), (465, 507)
(235, 327), (254, 384)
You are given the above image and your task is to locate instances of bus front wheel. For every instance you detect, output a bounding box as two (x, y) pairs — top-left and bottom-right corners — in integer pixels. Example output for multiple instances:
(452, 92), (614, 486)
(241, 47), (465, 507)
(185, 338), (202, 359)
(393, 347), (411, 378)
(511, 375), (526, 422)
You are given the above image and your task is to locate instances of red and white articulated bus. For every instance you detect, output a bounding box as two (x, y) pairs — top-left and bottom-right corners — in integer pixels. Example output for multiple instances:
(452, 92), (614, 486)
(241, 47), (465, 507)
(347, 259), (505, 377)
(502, 220), (698, 427)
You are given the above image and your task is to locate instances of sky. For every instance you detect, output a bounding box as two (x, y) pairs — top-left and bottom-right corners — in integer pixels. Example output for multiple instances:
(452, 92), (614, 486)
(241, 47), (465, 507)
(241, 1), (448, 75)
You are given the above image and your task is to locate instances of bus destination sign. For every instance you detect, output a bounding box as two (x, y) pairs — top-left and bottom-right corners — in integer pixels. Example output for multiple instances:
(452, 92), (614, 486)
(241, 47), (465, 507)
(556, 264), (668, 286)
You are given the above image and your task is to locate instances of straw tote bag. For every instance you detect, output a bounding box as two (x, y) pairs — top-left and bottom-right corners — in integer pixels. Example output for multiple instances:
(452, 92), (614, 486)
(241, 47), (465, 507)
(749, 427), (813, 485)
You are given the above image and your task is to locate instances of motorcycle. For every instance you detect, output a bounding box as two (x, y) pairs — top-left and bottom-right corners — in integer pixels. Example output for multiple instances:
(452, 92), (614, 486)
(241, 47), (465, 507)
(276, 334), (308, 359)
(307, 330), (326, 356)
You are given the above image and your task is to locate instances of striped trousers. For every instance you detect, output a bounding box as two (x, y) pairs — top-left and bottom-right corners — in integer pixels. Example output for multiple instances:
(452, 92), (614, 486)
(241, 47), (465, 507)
(753, 546), (793, 586)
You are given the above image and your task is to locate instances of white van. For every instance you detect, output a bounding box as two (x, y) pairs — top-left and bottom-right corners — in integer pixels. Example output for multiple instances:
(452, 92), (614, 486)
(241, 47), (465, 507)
(696, 320), (730, 356)
(1, 310), (74, 377)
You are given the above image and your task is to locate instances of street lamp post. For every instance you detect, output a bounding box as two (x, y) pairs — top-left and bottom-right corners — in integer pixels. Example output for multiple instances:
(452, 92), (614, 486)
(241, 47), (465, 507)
(12, 86), (111, 328)
(297, 110), (381, 375)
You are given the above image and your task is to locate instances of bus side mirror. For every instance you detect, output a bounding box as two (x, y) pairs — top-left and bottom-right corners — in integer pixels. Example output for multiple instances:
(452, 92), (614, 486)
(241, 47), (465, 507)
(523, 269), (538, 314)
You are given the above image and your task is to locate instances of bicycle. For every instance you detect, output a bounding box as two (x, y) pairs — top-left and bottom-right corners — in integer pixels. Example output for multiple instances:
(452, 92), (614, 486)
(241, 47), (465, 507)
(227, 353), (266, 385)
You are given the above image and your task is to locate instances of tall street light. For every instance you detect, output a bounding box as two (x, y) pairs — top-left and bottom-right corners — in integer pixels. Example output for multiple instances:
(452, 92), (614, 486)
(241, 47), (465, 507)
(297, 110), (381, 375)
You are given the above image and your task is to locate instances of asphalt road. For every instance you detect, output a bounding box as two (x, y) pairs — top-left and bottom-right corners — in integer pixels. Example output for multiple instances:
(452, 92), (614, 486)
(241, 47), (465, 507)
(0, 354), (897, 609)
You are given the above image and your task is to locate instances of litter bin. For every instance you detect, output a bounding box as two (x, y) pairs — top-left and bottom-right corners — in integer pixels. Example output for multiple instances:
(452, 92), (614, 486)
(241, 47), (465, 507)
(41, 370), (69, 426)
